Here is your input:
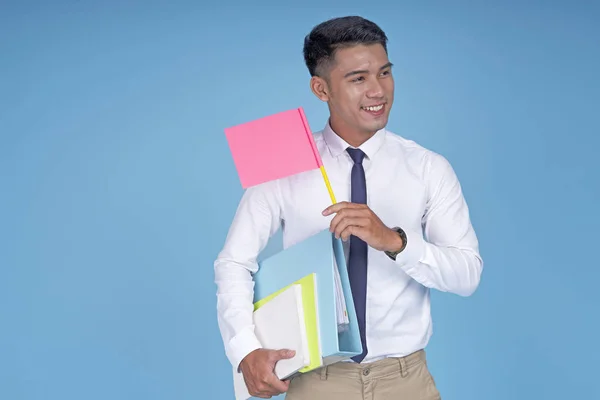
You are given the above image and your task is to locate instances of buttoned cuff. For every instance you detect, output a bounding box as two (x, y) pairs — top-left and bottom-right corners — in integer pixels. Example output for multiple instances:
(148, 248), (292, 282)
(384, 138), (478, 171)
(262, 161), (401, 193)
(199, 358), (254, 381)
(392, 228), (426, 270)
(226, 325), (263, 372)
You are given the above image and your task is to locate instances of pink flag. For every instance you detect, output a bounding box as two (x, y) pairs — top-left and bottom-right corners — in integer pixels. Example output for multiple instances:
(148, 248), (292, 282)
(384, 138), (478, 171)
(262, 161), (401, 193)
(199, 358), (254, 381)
(224, 107), (323, 188)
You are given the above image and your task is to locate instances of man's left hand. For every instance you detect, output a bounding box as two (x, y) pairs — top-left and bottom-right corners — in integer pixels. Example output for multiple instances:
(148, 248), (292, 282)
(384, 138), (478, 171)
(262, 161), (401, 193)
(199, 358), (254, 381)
(322, 202), (403, 253)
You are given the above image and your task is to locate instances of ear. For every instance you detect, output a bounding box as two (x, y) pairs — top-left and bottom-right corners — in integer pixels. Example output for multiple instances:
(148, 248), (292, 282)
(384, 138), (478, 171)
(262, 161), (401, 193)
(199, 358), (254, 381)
(310, 76), (330, 102)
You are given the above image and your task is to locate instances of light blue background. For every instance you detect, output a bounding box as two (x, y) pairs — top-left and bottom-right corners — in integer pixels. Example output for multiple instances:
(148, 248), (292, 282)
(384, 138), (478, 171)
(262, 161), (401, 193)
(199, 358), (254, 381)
(1, 1), (598, 399)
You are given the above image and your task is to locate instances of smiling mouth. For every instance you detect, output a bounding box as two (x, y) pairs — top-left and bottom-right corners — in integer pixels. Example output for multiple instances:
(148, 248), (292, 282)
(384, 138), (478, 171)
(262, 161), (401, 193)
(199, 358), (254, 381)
(360, 103), (386, 116)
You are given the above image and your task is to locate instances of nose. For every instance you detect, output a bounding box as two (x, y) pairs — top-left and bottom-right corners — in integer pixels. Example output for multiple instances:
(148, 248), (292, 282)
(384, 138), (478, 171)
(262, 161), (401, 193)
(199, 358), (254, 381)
(366, 78), (384, 98)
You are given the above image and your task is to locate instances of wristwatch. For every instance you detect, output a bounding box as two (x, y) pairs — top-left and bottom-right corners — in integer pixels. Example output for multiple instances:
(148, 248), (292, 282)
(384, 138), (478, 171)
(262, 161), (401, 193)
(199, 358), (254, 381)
(385, 227), (407, 260)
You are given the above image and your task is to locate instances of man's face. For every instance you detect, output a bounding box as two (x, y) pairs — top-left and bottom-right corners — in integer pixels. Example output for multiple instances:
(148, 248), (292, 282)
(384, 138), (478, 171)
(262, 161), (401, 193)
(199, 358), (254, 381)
(311, 43), (394, 143)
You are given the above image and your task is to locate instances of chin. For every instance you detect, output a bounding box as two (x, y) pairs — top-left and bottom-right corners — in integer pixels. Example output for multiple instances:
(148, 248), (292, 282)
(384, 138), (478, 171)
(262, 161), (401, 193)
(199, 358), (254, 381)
(357, 113), (389, 133)
(364, 119), (388, 133)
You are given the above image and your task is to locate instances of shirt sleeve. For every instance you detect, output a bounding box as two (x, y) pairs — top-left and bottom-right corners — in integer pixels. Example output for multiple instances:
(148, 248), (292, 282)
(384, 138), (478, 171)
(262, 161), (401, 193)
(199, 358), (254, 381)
(213, 180), (283, 370)
(392, 152), (483, 297)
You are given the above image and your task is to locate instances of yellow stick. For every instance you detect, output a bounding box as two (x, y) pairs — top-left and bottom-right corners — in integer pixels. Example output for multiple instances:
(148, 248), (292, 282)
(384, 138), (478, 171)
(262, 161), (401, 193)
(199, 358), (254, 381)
(319, 165), (337, 204)
(319, 165), (345, 318)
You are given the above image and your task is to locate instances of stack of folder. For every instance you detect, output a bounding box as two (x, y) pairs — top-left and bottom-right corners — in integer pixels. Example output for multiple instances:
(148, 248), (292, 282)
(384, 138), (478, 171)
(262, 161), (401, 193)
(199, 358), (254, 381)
(232, 229), (363, 400)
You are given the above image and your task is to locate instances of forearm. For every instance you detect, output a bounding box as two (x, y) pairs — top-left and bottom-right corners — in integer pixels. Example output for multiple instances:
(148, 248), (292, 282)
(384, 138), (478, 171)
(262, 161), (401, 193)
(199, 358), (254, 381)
(392, 152), (483, 296)
(213, 181), (283, 370)
(393, 228), (483, 296)
(215, 257), (263, 370)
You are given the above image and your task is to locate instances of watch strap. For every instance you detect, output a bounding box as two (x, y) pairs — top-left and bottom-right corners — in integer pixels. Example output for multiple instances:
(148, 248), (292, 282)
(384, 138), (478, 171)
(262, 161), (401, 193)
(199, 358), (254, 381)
(385, 227), (407, 260)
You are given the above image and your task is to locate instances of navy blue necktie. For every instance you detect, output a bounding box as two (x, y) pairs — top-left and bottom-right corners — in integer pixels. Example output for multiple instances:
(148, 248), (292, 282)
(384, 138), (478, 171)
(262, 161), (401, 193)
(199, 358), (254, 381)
(346, 147), (368, 363)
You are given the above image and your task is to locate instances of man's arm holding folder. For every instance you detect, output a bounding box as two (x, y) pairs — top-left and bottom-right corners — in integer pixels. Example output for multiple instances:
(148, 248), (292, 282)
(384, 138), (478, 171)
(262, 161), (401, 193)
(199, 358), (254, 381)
(214, 179), (294, 397)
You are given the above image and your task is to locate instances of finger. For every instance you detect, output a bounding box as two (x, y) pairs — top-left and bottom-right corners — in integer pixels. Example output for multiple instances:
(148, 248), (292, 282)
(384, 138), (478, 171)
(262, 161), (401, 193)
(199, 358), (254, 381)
(252, 377), (285, 397)
(323, 201), (366, 216)
(247, 382), (273, 399)
(329, 208), (368, 234)
(256, 389), (275, 399)
(251, 379), (280, 398)
(339, 225), (369, 242)
(264, 374), (290, 394)
(333, 217), (370, 239)
(270, 349), (295, 361)
(322, 201), (366, 216)
(255, 350), (293, 395)
(322, 201), (350, 216)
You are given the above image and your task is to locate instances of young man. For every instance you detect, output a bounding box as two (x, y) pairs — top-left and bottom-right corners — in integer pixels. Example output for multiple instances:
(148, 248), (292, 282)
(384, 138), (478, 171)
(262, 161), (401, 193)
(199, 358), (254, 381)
(214, 16), (483, 400)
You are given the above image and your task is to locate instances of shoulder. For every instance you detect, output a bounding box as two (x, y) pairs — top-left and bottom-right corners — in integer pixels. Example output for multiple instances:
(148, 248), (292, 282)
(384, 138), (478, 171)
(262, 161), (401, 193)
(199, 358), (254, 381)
(313, 129), (326, 146)
(383, 129), (453, 178)
(237, 176), (283, 213)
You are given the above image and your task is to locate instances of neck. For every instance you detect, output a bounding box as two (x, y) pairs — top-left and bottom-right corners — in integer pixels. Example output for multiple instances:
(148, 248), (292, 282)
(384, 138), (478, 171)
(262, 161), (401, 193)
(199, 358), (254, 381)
(328, 117), (376, 148)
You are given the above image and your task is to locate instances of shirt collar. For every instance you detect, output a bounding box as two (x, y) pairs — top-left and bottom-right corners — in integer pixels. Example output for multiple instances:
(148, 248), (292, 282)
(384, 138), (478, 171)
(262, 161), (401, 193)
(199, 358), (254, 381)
(322, 119), (387, 160)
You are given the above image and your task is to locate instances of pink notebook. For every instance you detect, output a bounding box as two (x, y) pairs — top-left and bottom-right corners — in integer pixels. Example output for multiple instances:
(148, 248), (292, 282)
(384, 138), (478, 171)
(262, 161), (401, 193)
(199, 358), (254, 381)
(224, 107), (323, 188)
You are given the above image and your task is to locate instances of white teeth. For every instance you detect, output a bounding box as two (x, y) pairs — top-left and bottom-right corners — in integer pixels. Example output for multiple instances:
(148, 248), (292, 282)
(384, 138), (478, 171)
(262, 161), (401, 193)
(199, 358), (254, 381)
(363, 104), (384, 112)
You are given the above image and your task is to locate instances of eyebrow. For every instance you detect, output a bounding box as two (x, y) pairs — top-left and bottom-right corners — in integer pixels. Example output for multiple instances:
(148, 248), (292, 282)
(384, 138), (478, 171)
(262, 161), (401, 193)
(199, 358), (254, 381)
(344, 62), (394, 78)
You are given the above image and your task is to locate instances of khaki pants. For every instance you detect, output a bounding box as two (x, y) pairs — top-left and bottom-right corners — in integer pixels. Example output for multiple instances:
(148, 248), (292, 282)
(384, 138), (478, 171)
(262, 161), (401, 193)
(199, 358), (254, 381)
(285, 350), (441, 400)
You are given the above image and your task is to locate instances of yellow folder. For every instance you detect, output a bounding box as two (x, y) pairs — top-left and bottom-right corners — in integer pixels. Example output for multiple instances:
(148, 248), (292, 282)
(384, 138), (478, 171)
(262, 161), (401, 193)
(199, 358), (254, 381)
(254, 272), (322, 373)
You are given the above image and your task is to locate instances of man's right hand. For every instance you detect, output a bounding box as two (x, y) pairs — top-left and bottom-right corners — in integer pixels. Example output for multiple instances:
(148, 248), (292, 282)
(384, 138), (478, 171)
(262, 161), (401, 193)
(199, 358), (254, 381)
(239, 348), (296, 399)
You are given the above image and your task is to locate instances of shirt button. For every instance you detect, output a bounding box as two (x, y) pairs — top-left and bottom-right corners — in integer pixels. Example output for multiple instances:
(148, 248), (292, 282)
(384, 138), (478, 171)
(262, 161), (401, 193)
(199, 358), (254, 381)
(363, 368), (370, 376)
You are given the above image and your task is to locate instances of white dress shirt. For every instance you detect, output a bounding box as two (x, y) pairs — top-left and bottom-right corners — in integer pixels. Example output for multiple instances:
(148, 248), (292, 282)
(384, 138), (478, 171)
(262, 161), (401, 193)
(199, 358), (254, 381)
(214, 121), (483, 370)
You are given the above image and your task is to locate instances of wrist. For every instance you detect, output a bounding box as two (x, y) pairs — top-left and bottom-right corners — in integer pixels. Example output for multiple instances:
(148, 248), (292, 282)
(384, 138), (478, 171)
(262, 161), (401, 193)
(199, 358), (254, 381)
(384, 227), (404, 252)
(384, 227), (407, 260)
(238, 349), (257, 372)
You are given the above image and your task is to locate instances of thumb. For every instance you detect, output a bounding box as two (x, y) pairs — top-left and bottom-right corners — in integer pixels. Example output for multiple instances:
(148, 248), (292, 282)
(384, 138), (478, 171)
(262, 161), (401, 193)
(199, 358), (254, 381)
(275, 349), (296, 360)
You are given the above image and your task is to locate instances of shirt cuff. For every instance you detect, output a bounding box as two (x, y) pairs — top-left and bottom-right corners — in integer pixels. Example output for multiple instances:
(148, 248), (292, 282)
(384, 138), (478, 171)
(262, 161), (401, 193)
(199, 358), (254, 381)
(392, 228), (425, 269)
(226, 325), (263, 372)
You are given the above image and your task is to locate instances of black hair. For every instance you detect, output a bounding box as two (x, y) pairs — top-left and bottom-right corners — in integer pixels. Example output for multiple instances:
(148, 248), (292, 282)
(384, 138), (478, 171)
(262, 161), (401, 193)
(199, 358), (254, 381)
(303, 16), (388, 77)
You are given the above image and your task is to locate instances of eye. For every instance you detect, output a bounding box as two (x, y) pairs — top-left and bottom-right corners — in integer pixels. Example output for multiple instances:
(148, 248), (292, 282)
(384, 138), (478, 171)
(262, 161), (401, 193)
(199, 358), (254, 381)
(380, 70), (391, 77)
(351, 76), (365, 83)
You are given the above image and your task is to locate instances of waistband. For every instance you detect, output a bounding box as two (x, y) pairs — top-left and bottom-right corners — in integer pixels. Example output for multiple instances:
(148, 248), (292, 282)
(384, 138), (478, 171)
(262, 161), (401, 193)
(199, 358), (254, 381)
(317, 349), (426, 381)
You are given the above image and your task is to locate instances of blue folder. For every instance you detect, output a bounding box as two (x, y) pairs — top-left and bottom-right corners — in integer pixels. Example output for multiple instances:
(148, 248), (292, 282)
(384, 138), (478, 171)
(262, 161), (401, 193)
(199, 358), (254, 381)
(252, 229), (363, 366)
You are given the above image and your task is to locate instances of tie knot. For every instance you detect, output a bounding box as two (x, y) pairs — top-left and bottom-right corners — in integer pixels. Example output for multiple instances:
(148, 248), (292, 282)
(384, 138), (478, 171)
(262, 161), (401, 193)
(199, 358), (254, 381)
(347, 148), (366, 165)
